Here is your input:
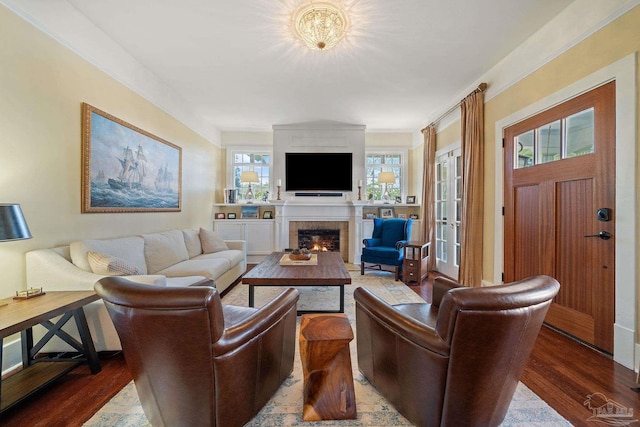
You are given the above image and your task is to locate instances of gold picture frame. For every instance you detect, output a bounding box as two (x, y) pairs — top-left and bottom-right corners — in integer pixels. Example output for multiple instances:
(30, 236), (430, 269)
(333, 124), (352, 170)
(81, 103), (182, 213)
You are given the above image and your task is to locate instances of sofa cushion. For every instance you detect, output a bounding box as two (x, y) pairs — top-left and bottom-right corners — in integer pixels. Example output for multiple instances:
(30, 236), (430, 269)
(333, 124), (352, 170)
(157, 258), (230, 280)
(87, 251), (142, 276)
(70, 236), (147, 274)
(193, 250), (244, 269)
(182, 229), (203, 259)
(200, 228), (230, 253)
(142, 230), (189, 274)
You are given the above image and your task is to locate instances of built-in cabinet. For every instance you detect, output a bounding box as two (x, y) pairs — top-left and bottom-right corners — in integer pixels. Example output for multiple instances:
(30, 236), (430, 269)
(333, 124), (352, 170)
(213, 203), (277, 263)
(213, 219), (275, 263)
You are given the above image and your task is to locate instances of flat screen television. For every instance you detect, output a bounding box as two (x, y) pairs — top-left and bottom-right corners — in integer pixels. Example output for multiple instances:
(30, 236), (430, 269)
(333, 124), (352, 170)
(285, 152), (353, 192)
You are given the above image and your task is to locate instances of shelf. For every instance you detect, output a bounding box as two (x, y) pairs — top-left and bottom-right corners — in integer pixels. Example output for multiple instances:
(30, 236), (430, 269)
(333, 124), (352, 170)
(1, 361), (81, 412)
(213, 219), (274, 222)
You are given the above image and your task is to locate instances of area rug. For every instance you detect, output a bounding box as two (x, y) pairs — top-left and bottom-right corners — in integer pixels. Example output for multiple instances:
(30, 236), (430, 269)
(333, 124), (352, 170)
(84, 271), (571, 426)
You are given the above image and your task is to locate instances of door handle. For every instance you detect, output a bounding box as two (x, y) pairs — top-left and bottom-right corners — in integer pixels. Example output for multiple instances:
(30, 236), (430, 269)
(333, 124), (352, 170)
(584, 231), (611, 240)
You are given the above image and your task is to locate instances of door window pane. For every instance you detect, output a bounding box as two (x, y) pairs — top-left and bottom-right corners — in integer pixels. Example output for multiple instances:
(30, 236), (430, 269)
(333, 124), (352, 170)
(515, 130), (534, 168)
(537, 120), (562, 164)
(565, 108), (595, 158)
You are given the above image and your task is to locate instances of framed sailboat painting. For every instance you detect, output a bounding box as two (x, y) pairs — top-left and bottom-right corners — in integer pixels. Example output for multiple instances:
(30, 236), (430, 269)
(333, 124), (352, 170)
(81, 103), (182, 213)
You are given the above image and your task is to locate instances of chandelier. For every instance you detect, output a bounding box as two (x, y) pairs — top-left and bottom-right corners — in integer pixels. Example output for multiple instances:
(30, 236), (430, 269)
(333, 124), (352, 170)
(294, 2), (349, 51)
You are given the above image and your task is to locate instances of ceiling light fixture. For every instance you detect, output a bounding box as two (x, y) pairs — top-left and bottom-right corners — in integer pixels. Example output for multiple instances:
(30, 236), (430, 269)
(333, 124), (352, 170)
(294, 2), (349, 51)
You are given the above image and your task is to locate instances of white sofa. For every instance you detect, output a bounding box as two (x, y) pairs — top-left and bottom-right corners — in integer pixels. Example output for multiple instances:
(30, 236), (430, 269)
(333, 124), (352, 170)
(26, 228), (247, 351)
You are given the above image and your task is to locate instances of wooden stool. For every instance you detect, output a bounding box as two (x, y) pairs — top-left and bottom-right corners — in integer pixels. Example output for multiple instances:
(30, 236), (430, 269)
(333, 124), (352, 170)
(299, 313), (357, 421)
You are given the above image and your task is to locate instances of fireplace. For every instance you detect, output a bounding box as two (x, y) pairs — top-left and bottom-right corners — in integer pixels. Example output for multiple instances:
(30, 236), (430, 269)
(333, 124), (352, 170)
(298, 229), (340, 252)
(289, 221), (349, 261)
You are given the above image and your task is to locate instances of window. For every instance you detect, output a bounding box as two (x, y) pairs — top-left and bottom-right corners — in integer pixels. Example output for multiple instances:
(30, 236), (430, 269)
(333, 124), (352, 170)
(514, 107), (594, 169)
(365, 152), (406, 201)
(229, 150), (271, 202)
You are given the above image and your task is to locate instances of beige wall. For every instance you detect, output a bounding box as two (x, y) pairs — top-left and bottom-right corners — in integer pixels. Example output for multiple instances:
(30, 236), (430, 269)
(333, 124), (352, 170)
(0, 5), (220, 295)
(364, 132), (413, 147)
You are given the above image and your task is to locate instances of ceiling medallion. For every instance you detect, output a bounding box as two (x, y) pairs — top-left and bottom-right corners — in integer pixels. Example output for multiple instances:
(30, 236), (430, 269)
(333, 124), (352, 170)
(294, 2), (349, 51)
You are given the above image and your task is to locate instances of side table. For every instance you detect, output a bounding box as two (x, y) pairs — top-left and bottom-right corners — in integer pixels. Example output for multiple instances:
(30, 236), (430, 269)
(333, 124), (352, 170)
(403, 241), (430, 284)
(299, 313), (356, 421)
(0, 291), (101, 413)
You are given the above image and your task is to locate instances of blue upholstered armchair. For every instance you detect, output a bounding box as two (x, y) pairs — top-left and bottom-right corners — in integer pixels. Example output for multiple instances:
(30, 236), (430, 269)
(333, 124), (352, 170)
(361, 218), (413, 281)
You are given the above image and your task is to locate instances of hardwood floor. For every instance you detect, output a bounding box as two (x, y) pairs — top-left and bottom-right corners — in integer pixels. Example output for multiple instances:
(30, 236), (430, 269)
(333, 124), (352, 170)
(1, 275), (639, 426)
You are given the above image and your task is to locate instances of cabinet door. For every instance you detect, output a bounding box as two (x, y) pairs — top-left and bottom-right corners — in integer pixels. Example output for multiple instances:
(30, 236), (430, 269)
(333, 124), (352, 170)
(245, 222), (274, 255)
(213, 222), (245, 240)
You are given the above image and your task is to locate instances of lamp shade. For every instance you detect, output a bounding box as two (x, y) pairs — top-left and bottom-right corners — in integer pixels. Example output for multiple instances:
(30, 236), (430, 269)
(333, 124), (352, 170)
(240, 171), (259, 183)
(0, 204), (32, 241)
(378, 172), (396, 184)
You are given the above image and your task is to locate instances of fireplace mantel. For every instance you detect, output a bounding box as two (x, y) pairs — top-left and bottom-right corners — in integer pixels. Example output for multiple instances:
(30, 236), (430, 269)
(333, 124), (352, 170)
(271, 200), (369, 263)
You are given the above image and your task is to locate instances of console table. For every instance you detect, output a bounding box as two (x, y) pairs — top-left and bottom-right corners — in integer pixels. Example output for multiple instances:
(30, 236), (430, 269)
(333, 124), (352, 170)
(0, 291), (101, 413)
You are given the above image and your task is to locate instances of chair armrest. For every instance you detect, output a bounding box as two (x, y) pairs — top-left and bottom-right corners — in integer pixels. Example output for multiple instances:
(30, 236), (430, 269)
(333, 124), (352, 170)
(432, 276), (464, 307)
(363, 238), (381, 248)
(224, 240), (247, 257)
(213, 288), (299, 355)
(354, 287), (449, 356)
(395, 239), (408, 250)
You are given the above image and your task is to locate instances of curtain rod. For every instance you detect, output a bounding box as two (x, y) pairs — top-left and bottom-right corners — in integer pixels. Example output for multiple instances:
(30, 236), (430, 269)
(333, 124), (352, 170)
(421, 83), (487, 133)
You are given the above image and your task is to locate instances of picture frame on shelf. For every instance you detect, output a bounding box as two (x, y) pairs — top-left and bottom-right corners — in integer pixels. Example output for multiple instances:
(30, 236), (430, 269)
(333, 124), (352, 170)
(398, 213), (407, 219)
(406, 196), (416, 204)
(241, 205), (259, 219)
(409, 214), (419, 219)
(227, 213), (237, 219)
(365, 213), (376, 219)
(379, 207), (395, 219)
(263, 210), (273, 219)
(215, 212), (225, 219)
(395, 196), (402, 204)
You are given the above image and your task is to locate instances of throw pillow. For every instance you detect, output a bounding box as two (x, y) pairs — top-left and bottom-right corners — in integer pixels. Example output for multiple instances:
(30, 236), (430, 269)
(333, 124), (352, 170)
(200, 228), (230, 254)
(87, 251), (142, 276)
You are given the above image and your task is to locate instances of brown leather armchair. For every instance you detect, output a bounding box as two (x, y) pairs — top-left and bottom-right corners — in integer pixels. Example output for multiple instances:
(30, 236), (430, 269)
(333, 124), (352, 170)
(95, 277), (299, 427)
(354, 275), (559, 427)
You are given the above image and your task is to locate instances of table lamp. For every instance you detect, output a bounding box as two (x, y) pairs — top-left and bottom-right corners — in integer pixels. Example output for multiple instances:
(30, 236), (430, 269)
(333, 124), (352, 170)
(378, 172), (395, 204)
(240, 171), (259, 204)
(0, 203), (32, 241)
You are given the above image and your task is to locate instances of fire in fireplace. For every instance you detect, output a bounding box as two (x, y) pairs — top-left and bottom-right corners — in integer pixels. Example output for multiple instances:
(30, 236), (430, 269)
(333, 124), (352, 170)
(298, 229), (340, 252)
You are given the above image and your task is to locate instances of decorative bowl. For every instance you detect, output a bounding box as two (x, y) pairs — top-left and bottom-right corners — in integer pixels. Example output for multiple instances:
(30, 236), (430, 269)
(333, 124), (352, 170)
(289, 252), (312, 261)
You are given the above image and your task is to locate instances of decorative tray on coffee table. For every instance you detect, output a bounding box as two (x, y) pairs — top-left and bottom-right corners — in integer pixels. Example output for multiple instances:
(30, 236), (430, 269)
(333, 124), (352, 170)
(289, 252), (312, 261)
(280, 253), (318, 266)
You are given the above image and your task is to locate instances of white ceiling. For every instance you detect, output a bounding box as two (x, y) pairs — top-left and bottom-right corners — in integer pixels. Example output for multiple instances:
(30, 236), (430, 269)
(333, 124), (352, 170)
(5, 0), (632, 136)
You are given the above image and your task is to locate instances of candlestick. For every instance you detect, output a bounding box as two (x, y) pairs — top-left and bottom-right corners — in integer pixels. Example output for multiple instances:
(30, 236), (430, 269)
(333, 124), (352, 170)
(277, 179), (282, 186)
(357, 184), (362, 201)
(277, 185), (281, 200)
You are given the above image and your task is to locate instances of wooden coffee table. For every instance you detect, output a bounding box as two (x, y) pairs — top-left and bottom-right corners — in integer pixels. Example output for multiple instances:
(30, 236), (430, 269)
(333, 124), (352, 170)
(242, 251), (352, 315)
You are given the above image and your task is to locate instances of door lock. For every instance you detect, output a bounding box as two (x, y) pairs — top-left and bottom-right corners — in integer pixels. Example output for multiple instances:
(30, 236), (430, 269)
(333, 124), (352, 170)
(584, 231), (611, 240)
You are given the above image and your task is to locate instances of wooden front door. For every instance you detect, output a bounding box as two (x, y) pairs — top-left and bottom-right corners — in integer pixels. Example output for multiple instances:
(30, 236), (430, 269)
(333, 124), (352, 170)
(504, 82), (615, 353)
